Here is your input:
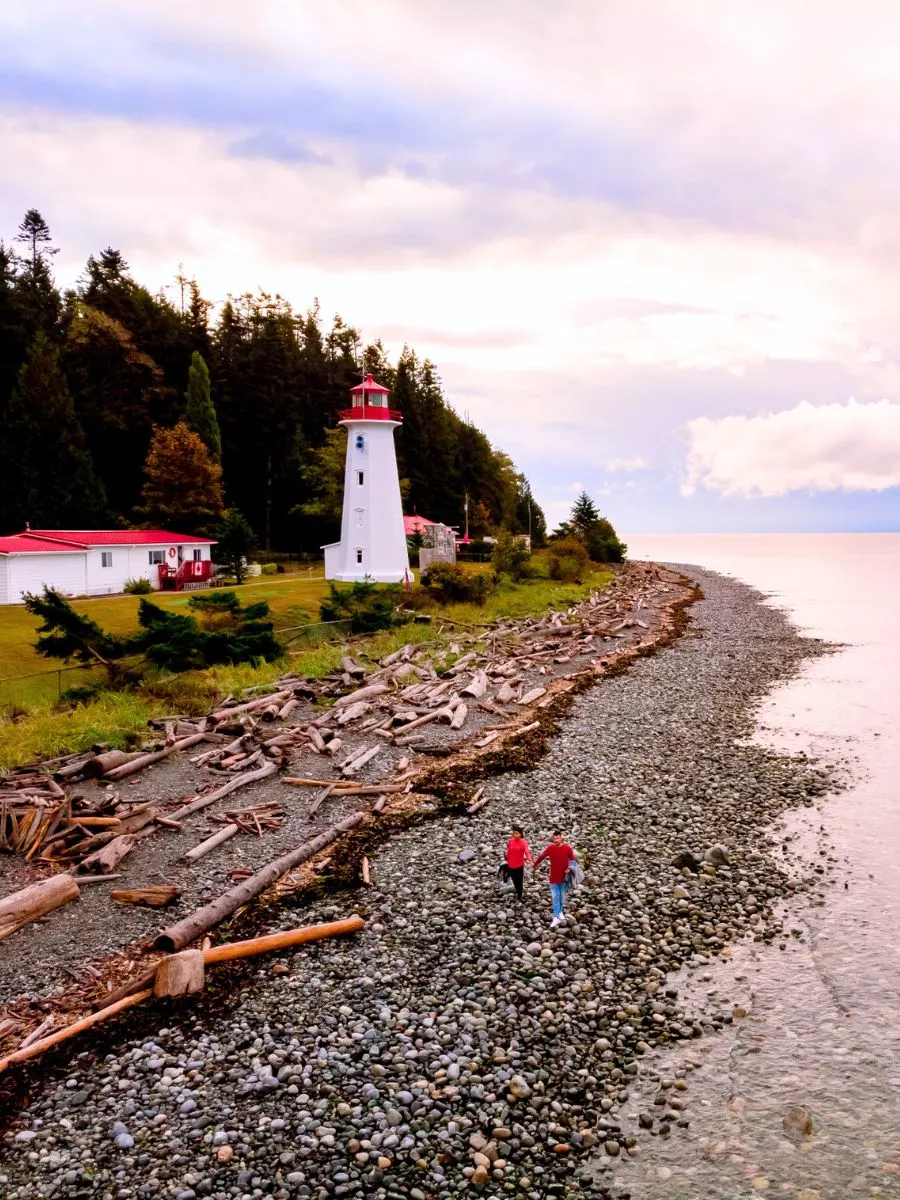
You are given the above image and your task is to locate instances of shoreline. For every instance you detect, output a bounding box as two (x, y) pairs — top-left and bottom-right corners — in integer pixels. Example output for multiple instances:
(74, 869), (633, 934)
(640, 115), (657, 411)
(0, 562), (692, 1034)
(0, 566), (838, 1200)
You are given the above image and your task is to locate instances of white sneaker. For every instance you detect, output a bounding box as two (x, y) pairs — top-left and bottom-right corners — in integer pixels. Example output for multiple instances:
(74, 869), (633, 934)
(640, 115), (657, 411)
(550, 916), (560, 928)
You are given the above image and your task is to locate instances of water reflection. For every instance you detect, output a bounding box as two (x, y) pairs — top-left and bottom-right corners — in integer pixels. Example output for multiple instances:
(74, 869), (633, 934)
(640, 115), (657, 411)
(605, 534), (900, 1199)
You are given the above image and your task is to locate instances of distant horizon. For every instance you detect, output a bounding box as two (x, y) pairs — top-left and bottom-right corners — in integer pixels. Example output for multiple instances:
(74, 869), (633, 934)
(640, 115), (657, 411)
(622, 528), (900, 537)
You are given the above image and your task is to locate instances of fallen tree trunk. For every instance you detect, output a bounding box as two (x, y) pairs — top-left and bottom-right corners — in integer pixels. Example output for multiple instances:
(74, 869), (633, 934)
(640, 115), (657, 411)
(76, 833), (138, 875)
(184, 824), (239, 862)
(104, 733), (207, 780)
(154, 811), (367, 952)
(110, 886), (181, 908)
(0, 988), (153, 1074)
(0, 874), (80, 942)
(167, 760), (278, 822)
(333, 683), (389, 708)
(209, 690), (293, 723)
(205, 916), (365, 964)
(103, 916), (367, 1007)
(81, 750), (142, 779)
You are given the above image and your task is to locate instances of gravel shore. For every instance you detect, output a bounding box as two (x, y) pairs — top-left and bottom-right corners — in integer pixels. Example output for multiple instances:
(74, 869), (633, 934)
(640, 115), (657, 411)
(0, 567), (834, 1200)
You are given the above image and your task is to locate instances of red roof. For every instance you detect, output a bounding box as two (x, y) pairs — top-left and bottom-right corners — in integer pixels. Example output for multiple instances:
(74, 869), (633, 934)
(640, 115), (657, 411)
(403, 515), (437, 535)
(1, 530), (216, 554)
(0, 534), (85, 555)
(349, 373), (389, 395)
(28, 530), (216, 547)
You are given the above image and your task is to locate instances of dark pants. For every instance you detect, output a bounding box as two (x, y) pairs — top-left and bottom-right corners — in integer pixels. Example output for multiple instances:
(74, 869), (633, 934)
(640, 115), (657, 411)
(509, 866), (525, 900)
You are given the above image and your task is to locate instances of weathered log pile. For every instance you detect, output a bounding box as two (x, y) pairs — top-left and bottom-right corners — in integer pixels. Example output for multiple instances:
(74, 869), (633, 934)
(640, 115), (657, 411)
(0, 564), (679, 870)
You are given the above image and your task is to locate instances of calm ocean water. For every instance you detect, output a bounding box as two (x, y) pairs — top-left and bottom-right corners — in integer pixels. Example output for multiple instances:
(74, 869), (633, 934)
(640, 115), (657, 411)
(612, 533), (900, 1199)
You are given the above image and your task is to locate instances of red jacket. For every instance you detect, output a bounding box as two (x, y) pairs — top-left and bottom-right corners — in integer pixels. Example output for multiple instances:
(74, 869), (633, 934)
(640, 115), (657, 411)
(506, 838), (532, 868)
(534, 842), (575, 885)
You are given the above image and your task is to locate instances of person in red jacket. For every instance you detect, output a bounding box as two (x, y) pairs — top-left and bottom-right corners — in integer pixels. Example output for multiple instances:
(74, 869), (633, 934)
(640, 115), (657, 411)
(505, 827), (533, 900)
(533, 831), (578, 926)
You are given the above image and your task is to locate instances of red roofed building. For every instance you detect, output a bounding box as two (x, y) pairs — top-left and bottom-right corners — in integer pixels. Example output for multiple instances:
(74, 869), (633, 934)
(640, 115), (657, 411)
(0, 530), (216, 604)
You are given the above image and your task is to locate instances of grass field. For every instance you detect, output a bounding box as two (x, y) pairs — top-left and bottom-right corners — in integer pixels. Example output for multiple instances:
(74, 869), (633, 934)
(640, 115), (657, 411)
(0, 558), (613, 768)
(0, 573), (332, 706)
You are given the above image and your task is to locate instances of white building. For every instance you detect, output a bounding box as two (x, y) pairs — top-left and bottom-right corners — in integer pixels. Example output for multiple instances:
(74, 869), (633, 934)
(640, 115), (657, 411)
(323, 375), (411, 584)
(0, 530), (216, 604)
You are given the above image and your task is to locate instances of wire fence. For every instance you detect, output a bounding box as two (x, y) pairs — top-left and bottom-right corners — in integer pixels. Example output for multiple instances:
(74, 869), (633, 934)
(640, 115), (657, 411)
(0, 618), (356, 708)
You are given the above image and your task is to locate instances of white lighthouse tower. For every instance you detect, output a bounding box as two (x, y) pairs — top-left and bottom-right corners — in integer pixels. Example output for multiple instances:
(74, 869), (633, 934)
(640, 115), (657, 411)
(322, 374), (411, 583)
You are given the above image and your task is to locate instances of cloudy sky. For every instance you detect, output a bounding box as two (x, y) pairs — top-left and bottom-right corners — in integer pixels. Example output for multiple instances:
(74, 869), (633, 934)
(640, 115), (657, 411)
(3, 1), (899, 533)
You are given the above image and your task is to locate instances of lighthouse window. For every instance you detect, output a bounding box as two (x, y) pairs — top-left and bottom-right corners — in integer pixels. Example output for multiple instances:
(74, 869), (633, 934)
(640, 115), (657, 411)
(355, 435), (365, 450)
(356, 470), (365, 486)
(356, 548), (363, 564)
(355, 508), (364, 528)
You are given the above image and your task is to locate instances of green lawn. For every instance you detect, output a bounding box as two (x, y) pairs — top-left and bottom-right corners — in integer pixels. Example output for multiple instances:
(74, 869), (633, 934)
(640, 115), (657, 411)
(0, 557), (613, 768)
(0, 573), (331, 706)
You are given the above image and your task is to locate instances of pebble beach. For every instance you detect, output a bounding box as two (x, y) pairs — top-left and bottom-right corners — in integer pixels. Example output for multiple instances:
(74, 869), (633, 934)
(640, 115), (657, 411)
(0, 567), (835, 1200)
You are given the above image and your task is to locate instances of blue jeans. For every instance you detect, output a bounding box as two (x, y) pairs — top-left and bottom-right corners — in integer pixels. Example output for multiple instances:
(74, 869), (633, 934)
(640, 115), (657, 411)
(550, 882), (567, 919)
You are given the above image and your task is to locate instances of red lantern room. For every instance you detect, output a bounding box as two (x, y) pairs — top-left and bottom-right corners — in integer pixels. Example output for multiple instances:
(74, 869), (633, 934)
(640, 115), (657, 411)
(340, 374), (402, 423)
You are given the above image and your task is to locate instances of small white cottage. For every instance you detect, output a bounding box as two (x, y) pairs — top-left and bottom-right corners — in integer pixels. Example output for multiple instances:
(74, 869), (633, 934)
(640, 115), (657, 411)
(0, 530), (216, 604)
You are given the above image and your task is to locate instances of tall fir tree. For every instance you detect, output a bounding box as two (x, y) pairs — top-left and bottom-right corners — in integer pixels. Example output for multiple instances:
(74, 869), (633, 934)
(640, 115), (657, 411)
(0, 333), (107, 530)
(184, 351), (221, 461)
(570, 490), (600, 535)
(137, 421), (225, 533)
(15, 209), (58, 269)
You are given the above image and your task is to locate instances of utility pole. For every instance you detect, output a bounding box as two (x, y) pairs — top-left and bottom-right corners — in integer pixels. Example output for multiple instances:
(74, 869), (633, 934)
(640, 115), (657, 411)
(464, 492), (469, 541)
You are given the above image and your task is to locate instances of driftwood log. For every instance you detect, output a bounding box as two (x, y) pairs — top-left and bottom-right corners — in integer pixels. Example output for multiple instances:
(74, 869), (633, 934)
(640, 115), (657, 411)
(0, 874), (80, 942)
(76, 833), (139, 875)
(184, 824), (239, 862)
(0, 988), (153, 1074)
(154, 949), (205, 997)
(154, 811), (367, 951)
(103, 917), (366, 1006)
(103, 733), (208, 780)
(81, 750), (141, 779)
(167, 760), (278, 822)
(110, 886), (181, 908)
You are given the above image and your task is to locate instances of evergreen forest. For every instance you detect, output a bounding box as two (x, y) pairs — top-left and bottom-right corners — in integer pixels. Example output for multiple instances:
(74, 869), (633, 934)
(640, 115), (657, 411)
(0, 210), (546, 552)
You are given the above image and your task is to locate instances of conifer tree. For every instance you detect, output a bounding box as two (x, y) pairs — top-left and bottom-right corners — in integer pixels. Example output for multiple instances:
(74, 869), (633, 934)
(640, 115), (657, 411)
(570, 490), (600, 535)
(137, 421), (224, 533)
(0, 333), (107, 530)
(184, 350), (221, 461)
(215, 508), (256, 584)
(15, 209), (58, 269)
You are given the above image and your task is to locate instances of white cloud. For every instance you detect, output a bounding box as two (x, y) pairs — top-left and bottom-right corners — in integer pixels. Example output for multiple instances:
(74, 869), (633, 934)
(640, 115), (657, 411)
(682, 399), (900, 497)
(606, 455), (649, 471)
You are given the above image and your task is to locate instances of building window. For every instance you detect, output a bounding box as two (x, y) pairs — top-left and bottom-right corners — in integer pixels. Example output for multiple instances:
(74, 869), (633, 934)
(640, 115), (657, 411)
(148, 550), (165, 565)
(192, 549), (202, 562)
(356, 548), (363, 564)
(355, 508), (364, 528)
(355, 435), (365, 450)
(101, 552), (113, 568)
(356, 470), (364, 486)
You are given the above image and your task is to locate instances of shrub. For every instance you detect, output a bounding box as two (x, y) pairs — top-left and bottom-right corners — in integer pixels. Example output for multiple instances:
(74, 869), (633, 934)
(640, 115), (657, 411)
(124, 577), (153, 595)
(397, 584), (436, 612)
(134, 593), (283, 672)
(260, 562), (277, 576)
(319, 581), (407, 634)
(58, 684), (102, 706)
(547, 537), (590, 582)
(584, 519), (627, 563)
(491, 530), (533, 581)
(423, 562), (495, 606)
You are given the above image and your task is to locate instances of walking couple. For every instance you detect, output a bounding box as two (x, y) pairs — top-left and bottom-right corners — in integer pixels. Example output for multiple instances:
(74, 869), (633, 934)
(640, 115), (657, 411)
(505, 827), (580, 927)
